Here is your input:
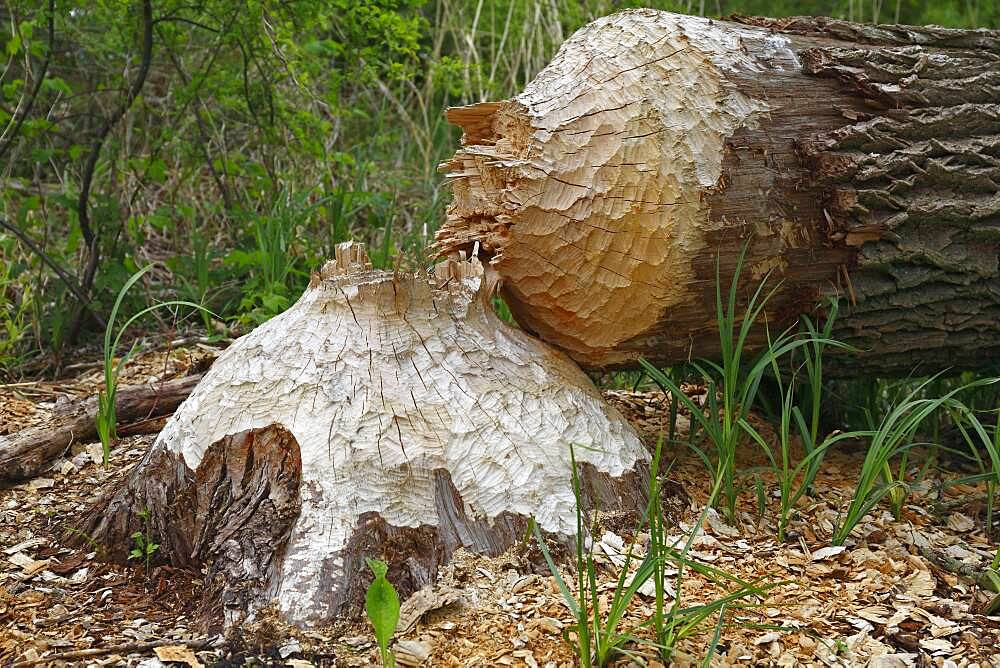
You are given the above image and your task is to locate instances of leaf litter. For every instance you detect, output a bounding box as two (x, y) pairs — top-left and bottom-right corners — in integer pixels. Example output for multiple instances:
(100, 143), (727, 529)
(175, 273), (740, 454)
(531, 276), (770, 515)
(1, 347), (999, 666)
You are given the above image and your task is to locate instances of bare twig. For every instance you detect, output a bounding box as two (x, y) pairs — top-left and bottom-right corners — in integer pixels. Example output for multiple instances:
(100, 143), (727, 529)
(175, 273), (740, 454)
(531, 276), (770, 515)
(918, 543), (999, 592)
(152, 14), (220, 33)
(0, 0), (55, 163)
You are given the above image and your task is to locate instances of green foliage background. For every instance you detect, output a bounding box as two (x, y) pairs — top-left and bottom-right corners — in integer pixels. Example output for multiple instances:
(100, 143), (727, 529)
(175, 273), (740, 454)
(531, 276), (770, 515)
(0, 0), (997, 373)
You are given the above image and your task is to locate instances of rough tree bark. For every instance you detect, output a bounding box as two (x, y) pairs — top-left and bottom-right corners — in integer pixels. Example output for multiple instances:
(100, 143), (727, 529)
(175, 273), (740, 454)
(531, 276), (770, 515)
(436, 10), (1000, 376)
(75, 243), (649, 626)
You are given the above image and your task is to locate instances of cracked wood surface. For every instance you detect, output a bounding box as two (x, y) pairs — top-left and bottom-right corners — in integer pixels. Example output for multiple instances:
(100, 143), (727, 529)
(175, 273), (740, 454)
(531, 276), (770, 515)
(436, 9), (1000, 375)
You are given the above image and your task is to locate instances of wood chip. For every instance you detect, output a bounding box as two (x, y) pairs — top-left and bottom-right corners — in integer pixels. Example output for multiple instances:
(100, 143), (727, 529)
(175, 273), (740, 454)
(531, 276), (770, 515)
(810, 545), (846, 561)
(154, 644), (204, 667)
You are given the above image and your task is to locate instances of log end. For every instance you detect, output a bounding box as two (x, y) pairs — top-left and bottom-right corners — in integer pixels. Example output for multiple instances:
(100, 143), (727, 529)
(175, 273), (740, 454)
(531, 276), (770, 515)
(432, 10), (793, 367)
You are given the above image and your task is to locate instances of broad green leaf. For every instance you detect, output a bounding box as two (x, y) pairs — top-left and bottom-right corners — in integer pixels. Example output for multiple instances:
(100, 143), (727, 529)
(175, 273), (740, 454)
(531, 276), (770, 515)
(365, 558), (399, 667)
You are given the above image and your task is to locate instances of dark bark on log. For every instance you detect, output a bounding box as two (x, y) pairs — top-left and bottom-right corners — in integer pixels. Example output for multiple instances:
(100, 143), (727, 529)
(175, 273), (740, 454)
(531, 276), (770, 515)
(737, 15), (1000, 376)
(435, 11), (1000, 376)
(0, 374), (202, 481)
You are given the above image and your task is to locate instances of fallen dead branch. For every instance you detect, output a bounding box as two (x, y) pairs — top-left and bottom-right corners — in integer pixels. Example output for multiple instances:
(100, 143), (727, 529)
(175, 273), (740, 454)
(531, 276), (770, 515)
(919, 544), (1000, 593)
(0, 374), (202, 481)
(11, 638), (215, 667)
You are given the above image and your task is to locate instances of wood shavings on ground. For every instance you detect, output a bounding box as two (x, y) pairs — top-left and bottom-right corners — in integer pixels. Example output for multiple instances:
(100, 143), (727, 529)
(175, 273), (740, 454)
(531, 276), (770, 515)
(1, 352), (999, 666)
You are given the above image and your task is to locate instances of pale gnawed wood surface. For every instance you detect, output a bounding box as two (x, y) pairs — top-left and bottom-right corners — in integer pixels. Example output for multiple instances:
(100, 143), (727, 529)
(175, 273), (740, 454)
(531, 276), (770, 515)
(75, 243), (649, 626)
(438, 10), (775, 364)
(437, 10), (1000, 375)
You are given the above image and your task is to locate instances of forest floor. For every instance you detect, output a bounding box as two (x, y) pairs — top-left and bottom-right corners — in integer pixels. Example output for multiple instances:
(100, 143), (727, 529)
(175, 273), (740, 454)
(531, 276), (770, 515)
(1, 345), (999, 667)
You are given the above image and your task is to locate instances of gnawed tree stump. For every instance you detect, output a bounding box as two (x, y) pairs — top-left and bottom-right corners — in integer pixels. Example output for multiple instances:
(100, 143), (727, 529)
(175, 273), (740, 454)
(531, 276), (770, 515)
(437, 10), (1000, 376)
(75, 243), (649, 626)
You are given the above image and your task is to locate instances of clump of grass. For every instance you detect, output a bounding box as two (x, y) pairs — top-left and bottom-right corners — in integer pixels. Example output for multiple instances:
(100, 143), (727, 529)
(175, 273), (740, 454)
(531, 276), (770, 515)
(365, 557), (400, 668)
(640, 246), (848, 522)
(742, 348), (869, 540)
(831, 376), (1000, 545)
(533, 442), (775, 666)
(97, 265), (213, 465)
(0, 254), (32, 375)
(948, 400), (1000, 532)
(737, 309), (870, 540)
(647, 446), (777, 664)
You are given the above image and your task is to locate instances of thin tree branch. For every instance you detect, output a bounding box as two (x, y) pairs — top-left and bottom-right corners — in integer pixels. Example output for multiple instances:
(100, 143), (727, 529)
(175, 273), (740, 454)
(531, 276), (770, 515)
(0, 0), (55, 163)
(76, 0), (154, 280)
(156, 24), (235, 211)
(0, 217), (107, 329)
(152, 15), (220, 33)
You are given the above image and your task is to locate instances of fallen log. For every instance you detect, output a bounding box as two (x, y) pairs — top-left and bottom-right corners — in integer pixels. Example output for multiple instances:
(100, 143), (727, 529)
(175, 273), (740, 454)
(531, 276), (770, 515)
(436, 10), (1000, 376)
(74, 243), (649, 627)
(0, 374), (203, 481)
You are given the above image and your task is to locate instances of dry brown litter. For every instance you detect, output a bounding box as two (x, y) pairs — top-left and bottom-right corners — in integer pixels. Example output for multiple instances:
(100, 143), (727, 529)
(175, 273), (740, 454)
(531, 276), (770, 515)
(1, 348), (998, 666)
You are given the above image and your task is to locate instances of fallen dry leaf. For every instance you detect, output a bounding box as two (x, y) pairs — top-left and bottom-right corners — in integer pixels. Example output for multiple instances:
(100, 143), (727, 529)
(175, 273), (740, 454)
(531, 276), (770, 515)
(154, 645), (204, 668)
(946, 513), (975, 533)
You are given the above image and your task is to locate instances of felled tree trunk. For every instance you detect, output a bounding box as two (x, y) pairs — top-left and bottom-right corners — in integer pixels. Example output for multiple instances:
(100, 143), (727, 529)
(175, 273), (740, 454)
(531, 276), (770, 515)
(436, 10), (1000, 376)
(74, 243), (649, 627)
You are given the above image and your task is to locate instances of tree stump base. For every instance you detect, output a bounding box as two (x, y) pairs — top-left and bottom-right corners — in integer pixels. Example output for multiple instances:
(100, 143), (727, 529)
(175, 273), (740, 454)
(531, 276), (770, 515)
(75, 243), (649, 627)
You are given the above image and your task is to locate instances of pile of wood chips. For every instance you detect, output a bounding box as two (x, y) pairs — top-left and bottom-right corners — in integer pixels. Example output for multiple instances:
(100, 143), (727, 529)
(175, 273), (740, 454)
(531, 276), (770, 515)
(2, 347), (999, 667)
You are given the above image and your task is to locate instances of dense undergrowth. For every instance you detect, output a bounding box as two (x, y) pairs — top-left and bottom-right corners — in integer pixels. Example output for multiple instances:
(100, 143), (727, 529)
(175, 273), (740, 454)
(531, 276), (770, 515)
(1, 0), (998, 374)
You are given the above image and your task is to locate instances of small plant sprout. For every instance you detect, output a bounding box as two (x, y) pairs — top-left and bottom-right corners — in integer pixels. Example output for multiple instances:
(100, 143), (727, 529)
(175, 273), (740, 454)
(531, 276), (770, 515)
(97, 265), (215, 466)
(365, 558), (400, 668)
(128, 507), (159, 575)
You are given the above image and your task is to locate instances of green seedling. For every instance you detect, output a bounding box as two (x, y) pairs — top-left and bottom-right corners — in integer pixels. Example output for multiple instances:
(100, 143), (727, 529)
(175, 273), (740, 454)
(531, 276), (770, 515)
(97, 265), (215, 466)
(365, 558), (400, 667)
(128, 507), (159, 575)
